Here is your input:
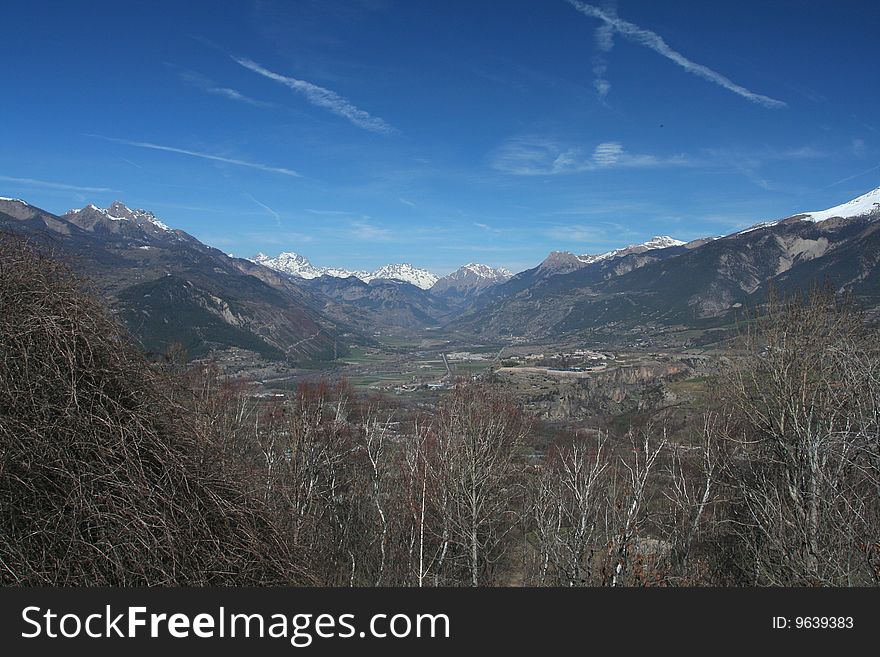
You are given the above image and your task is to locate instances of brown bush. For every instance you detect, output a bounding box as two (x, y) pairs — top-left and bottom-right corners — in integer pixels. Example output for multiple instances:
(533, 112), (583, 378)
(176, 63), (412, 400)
(0, 236), (313, 585)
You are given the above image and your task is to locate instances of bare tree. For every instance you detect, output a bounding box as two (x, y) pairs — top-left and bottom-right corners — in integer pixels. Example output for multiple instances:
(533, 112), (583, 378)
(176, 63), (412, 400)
(720, 287), (880, 585)
(530, 432), (610, 586)
(431, 383), (527, 586)
(602, 426), (667, 586)
(0, 237), (313, 586)
(662, 413), (722, 577)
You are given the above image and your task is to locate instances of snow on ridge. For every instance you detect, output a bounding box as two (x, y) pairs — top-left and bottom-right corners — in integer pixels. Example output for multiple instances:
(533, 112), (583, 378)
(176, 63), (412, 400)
(799, 186), (880, 223)
(445, 262), (513, 280)
(68, 201), (172, 231)
(735, 220), (780, 235)
(733, 186), (880, 235)
(577, 235), (685, 263)
(365, 263), (438, 289)
(462, 262), (513, 277)
(0, 197), (29, 205)
(251, 251), (437, 290)
(251, 252), (438, 289)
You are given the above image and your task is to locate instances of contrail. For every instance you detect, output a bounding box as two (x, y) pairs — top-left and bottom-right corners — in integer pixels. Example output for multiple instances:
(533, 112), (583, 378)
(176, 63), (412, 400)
(247, 193), (282, 225)
(566, 1), (786, 109)
(89, 135), (300, 177)
(176, 68), (275, 108)
(821, 162), (880, 189)
(0, 175), (116, 193)
(233, 56), (396, 134)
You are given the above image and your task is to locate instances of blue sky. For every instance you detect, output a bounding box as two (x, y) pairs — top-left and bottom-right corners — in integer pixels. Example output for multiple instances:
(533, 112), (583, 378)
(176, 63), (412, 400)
(1, 0), (878, 274)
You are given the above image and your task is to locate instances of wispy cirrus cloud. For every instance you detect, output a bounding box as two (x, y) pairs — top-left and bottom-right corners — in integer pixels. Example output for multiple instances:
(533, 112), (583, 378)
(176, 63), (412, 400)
(590, 2), (616, 99)
(820, 161), (880, 189)
(0, 174), (116, 193)
(546, 224), (618, 243)
(566, 0), (786, 109)
(851, 138), (867, 157)
(246, 193), (281, 226)
(88, 135), (300, 177)
(232, 56), (396, 134)
(176, 68), (276, 108)
(491, 136), (689, 175)
(704, 144), (825, 191)
(305, 208), (354, 216)
(349, 220), (392, 241)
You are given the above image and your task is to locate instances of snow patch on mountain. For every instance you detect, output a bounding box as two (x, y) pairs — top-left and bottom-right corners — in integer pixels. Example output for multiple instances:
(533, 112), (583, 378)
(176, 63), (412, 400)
(799, 186), (880, 222)
(252, 252), (439, 289)
(576, 235), (686, 264)
(454, 263), (513, 279)
(66, 201), (172, 232)
(431, 263), (513, 294)
(365, 263), (438, 289)
(737, 186), (880, 234)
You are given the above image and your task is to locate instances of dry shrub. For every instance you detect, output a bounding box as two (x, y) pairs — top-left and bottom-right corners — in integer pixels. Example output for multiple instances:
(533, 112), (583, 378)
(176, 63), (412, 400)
(0, 235), (312, 585)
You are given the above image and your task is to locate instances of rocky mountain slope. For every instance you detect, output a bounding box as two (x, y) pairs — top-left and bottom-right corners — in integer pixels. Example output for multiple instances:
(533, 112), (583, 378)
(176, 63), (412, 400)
(452, 187), (880, 339)
(4, 185), (878, 353)
(430, 263), (513, 299)
(252, 252), (439, 289)
(0, 199), (350, 361)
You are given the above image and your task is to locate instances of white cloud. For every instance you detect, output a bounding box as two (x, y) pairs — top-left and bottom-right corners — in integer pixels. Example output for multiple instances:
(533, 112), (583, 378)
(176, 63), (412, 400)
(546, 224), (608, 242)
(820, 161), (880, 189)
(592, 141), (624, 166)
(89, 135), (300, 177)
(0, 175), (116, 193)
(177, 69), (275, 108)
(851, 138), (867, 157)
(242, 231), (314, 246)
(246, 193), (281, 225)
(593, 78), (611, 99)
(491, 136), (688, 175)
(233, 56), (396, 134)
(592, 13), (615, 99)
(305, 208), (353, 216)
(349, 221), (391, 241)
(566, 0), (786, 109)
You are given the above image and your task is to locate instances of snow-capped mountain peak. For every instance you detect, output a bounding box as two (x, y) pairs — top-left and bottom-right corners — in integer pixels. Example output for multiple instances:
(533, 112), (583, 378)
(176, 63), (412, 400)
(365, 263), (438, 289)
(738, 186), (880, 234)
(65, 201), (172, 232)
(799, 186), (880, 222)
(251, 253), (437, 289)
(430, 262), (513, 294)
(252, 251), (324, 278)
(577, 235), (685, 264)
(637, 235), (687, 249)
(457, 262), (513, 279)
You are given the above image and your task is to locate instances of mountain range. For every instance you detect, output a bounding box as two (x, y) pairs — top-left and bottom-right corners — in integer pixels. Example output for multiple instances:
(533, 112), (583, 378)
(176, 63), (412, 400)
(453, 186), (880, 339)
(0, 198), (349, 361)
(2, 185), (878, 358)
(251, 252), (441, 290)
(251, 251), (514, 294)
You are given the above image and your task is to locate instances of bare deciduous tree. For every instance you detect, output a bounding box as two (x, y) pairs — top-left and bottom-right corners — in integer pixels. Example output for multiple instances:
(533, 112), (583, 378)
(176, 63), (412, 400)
(431, 383), (527, 586)
(720, 287), (880, 585)
(530, 432), (609, 586)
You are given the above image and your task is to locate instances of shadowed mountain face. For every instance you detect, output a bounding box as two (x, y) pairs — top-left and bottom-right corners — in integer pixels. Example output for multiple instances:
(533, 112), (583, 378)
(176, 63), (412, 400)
(300, 275), (454, 335)
(451, 198), (880, 339)
(430, 263), (513, 301)
(3, 185), (879, 352)
(0, 199), (349, 361)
